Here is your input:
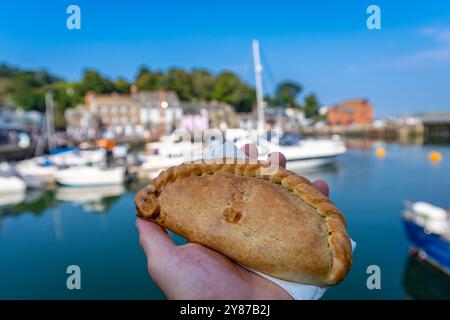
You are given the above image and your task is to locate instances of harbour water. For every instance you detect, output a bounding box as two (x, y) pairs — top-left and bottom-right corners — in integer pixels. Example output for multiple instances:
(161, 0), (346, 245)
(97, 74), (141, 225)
(1, 141), (449, 299)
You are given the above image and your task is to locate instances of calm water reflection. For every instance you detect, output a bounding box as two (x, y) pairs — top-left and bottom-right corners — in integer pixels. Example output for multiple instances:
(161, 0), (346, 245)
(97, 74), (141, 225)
(1, 142), (449, 299)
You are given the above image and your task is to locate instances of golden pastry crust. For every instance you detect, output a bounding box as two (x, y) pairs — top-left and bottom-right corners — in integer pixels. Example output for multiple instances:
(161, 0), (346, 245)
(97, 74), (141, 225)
(135, 158), (352, 285)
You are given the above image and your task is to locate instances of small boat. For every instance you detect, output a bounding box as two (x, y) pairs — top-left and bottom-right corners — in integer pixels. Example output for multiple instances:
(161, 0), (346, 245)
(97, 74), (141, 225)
(0, 163), (26, 206)
(49, 148), (105, 167)
(15, 158), (58, 177)
(139, 154), (186, 172)
(402, 201), (450, 274)
(0, 176), (26, 194)
(54, 167), (124, 187)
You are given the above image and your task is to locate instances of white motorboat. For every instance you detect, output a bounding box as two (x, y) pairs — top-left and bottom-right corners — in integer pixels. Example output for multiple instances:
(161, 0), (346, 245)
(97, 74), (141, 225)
(0, 176), (26, 194)
(15, 159), (58, 184)
(275, 139), (346, 170)
(139, 154), (186, 171)
(49, 148), (105, 167)
(139, 136), (204, 172)
(54, 167), (124, 187)
(229, 129), (346, 170)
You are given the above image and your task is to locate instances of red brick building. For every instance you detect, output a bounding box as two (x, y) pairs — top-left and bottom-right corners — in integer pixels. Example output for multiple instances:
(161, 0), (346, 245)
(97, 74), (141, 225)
(327, 99), (374, 126)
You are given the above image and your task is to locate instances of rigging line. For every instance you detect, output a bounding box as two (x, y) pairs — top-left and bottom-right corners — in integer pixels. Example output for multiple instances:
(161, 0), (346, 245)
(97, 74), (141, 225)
(243, 48), (255, 87)
(259, 45), (277, 95)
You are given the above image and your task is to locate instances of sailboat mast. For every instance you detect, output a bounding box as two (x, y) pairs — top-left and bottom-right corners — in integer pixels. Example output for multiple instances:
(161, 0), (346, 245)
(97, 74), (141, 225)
(45, 91), (56, 152)
(252, 39), (264, 135)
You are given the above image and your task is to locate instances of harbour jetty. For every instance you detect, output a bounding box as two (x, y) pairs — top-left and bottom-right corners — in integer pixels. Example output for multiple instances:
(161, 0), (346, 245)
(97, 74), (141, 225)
(300, 111), (450, 143)
(300, 122), (424, 141)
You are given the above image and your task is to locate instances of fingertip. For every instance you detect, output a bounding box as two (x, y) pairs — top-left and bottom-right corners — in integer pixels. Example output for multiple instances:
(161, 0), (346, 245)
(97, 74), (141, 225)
(136, 217), (149, 231)
(136, 218), (174, 251)
(312, 179), (329, 197)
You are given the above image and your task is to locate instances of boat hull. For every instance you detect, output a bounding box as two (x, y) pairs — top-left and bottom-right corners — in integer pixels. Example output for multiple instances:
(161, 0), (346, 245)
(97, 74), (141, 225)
(286, 155), (339, 170)
(54, 167), (124, 187)
(0, 176), (26, 194)
(403, 218), (450, 273)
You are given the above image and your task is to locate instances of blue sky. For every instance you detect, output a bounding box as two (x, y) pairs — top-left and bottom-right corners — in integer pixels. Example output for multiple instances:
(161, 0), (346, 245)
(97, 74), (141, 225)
(1, 0), (450, 116)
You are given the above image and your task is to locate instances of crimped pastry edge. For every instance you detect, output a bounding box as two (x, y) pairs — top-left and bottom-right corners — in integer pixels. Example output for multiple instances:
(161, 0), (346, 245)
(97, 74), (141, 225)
(134, 158), (352, 285)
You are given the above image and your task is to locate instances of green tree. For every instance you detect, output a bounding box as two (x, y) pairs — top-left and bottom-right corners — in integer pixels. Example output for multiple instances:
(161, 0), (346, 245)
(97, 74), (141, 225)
(273, 81), (302, 108)
(0, 63), (324, 123)
(3, 68), (61, 111)
(212, 71), (255, 112)
(303, 93), (321, 119)
(191, 69), (215, 101)
(164, 68), (193, 101)
(135, 67), (165, 91)
(48, 82), (83, 129)
(0, 64), (21, 77)
(8, 73), (45, 111)
(79, 69), (115, 94)
(212, 72), (241, 103)
(114, 78), (131, 94)
(213, 71), (255, 112)
(233, 85), (255, 113)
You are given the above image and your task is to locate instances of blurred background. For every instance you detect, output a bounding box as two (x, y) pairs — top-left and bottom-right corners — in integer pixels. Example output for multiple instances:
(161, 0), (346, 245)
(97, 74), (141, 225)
(0, 0), (449, 299)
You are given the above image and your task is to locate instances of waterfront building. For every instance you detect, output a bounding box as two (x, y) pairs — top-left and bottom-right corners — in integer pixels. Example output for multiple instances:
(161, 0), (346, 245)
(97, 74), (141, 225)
(327, 99), (374, 126)
(65, 106), (99, 141)
(418, 112), (450, 142)
(85, 92), (143, 138)
(181, 100), (238, 131)
(65, 89), (243, 140)
(132, 89), (182, 137)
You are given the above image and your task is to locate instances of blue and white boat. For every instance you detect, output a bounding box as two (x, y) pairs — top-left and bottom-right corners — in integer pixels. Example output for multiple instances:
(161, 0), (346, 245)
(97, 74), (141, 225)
(403, 201), (450, 275)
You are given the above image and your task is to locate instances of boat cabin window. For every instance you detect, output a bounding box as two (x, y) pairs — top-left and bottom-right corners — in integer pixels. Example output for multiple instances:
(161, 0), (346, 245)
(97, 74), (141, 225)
(279, 132), (302, 146)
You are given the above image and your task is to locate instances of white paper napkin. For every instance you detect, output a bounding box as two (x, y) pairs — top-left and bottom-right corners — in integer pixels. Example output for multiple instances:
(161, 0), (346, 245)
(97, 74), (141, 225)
(203, 140), (356, 300)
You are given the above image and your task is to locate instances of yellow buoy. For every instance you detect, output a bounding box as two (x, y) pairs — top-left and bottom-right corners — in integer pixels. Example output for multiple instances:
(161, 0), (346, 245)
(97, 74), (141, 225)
(375, 147), (386, 158)
(428, 151), (442, 163)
